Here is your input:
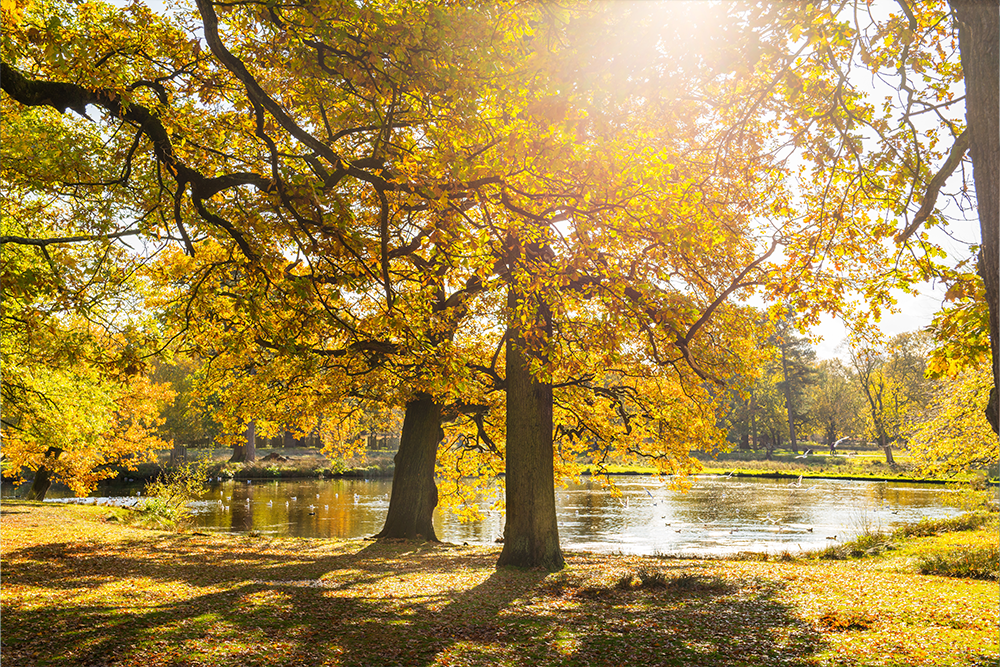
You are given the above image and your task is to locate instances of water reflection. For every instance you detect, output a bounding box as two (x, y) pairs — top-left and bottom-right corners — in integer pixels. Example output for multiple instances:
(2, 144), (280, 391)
(179, 475), (961, 556)
(22, 475), (963, 556)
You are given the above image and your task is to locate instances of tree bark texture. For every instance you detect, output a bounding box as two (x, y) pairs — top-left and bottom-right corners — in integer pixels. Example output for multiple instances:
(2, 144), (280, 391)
(230, 420), (257, 462)
(953, 0), (999, 433)
(374, 394), (442, 541)
(26, 447), (62, 501)
(497, 291), (564, 571)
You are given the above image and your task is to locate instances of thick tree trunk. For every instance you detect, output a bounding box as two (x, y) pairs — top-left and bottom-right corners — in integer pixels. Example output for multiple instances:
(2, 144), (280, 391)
(374, 394), (442, 541)
(497, 292), (564, 571)
(230, 421), (257, 463)
(953, 0), (999, 433)
(26, 446), (62, 501)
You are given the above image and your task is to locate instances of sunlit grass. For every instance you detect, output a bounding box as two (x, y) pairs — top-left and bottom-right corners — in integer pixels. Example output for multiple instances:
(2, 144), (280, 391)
(2, 501), (996, 667)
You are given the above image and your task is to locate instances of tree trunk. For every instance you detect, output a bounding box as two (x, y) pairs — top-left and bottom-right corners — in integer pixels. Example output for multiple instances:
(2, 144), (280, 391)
(374, 394), (442, 541)
(26, 446), (62, 501)
(749, 390), (758, 450)
(497, 291), (564, 571)
(229, 420), (257, 463)
(779, 341), (799, 453)
(880, 432), (894, 465)
(953, 0), (999, 434)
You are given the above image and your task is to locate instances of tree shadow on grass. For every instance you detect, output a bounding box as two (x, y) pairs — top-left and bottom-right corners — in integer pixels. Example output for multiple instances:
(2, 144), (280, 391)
(2, 535), (827, 667)
(538, 573), (824, 667)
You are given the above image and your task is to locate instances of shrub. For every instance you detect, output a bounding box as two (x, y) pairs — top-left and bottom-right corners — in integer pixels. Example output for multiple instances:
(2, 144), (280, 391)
(816, 533), (895, 561)
(128, 459), (209, 530)
(893, 512), (996, 539)
(636, 568), (668, 589)
(917, 546), (999, 580)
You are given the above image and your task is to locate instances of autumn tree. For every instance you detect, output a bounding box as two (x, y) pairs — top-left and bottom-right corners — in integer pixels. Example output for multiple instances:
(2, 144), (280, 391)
(9, 0), (969, 572)
(809, 359), (865, 452)
(1, 35), (176, 498)
(726, 1), (997, 431)
(849, 331), (932, 464)
(907, 361), (997, 477)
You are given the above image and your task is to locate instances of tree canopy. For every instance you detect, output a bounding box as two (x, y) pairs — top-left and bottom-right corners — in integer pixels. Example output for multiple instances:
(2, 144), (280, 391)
(1, 0), (995, 568)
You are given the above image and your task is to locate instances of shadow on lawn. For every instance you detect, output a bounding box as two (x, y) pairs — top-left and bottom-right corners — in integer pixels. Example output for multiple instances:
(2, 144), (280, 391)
(2, 536), (826, 667)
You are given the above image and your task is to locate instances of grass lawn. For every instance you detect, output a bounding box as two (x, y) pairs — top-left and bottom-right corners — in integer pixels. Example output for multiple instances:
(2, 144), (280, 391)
(583, 448), (998, 485)
(1, 501), (996, 667)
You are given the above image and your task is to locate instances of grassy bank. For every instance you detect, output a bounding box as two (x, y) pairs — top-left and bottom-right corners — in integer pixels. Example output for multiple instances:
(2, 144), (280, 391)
(583, 448), (998, 485)
(2, 449), (396, 496)
(2, 502), (996, 667)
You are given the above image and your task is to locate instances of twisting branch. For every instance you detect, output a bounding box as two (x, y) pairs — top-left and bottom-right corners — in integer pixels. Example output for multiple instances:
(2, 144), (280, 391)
(895, 129), (970, 243)
(195, 0), (341, 174)
(678, 238), (778, 348)
(0, 60), (269, 260)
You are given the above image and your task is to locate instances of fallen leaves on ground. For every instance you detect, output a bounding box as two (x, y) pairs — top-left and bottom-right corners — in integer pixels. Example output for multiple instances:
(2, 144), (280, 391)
(2, 501), (996, 667)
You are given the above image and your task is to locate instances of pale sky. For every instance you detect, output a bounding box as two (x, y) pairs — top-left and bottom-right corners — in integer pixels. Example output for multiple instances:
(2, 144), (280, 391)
(810, 286), (949, 360)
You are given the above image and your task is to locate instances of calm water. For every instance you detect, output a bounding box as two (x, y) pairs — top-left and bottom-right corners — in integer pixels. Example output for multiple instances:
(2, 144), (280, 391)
(34, 475), (963, 556)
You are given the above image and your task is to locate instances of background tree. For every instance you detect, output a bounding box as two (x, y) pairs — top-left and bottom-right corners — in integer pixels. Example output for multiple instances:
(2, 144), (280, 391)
(808, 359), (865, 453)
(774, 324), (818, 453)
(849, 331), (932, 464)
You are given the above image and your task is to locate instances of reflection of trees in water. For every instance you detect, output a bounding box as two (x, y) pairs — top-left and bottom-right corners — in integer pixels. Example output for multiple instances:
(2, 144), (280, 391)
(229, 494), (253, 532)
(663, 481), (811, 527)
(864, 482), (940, 509)
(193, 477), (954, 545)
(556, 479), (631, 537)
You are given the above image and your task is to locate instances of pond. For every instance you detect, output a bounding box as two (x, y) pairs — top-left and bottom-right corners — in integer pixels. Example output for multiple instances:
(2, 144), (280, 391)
(35, 475), (964, 556)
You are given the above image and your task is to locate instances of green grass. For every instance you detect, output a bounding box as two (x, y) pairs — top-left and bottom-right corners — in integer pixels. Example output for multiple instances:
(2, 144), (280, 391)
(2, 501), (996, 667)
(916, 545), (999, 579)
(579, 447), (994, 485)
(811, 512), (999, 580)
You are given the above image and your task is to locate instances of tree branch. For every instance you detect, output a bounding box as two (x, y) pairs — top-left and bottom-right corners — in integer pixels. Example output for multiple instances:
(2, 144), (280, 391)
(895, 129), (970, 243)
(0, 229), (143, 247)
